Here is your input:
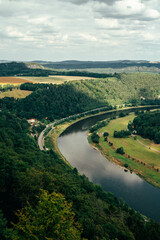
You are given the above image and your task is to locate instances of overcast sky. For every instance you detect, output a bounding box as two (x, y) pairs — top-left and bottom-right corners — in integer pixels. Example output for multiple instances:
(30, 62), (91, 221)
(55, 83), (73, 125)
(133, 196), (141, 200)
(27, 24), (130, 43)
(0, 0), (160, 61)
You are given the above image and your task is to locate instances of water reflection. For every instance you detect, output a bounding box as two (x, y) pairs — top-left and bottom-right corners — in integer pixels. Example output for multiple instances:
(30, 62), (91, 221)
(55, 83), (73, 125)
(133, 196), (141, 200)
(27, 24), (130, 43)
(58, 112), (160, 222)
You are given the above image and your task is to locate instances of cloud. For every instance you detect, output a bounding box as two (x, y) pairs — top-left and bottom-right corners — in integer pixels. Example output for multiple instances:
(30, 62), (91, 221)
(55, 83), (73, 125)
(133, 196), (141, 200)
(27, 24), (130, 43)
(94, 0), (160, 21)
(0, 0), (160, 61)
(59, 0), (119, 5)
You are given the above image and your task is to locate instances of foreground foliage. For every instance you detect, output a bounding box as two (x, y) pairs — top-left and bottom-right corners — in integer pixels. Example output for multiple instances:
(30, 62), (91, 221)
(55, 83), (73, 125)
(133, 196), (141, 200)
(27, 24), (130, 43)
(12, 190), (81, 240)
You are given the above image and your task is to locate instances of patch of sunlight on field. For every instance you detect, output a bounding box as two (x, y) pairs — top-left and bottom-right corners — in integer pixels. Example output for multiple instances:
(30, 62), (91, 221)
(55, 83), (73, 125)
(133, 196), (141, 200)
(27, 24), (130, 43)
(0, 89), (32, 99)
(20, 75), (95, 84)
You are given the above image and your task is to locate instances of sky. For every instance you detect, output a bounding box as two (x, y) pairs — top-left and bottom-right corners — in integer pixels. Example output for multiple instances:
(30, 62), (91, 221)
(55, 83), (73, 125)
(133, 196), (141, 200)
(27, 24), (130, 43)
(0, 0), (160, 61)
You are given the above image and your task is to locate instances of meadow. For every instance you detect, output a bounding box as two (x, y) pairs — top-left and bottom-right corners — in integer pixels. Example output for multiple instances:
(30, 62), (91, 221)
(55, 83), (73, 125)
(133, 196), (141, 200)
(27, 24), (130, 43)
(20, 75), (95, 84)
(0, 88), (32, 99)
(91, 113), (160, 187)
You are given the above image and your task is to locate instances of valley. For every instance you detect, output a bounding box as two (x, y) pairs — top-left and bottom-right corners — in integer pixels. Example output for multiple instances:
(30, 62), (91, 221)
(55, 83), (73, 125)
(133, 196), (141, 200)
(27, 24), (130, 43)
(1, 61), (160, 239)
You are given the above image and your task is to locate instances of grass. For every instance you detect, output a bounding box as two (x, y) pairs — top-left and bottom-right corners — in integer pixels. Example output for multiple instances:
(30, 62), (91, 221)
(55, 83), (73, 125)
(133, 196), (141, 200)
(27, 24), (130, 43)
(0, 89), (32, 99)
(100, 114), (160, 167)
(136, 135), (160, 151)
(45, 121), (75, 168)
(20, 75), (95, 84)
(89, 113), (160, 188)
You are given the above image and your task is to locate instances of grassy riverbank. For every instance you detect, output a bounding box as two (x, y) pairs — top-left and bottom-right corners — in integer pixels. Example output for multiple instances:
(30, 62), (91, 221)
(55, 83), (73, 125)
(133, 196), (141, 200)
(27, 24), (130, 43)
(88, 113), (160, 188)
(45, 121), (73, 167)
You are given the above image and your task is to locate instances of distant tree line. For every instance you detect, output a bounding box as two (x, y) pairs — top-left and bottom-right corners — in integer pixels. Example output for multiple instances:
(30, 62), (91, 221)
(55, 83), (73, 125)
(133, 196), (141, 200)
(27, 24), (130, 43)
(42, 60), (160, 69)
(89, 119), (110, 133)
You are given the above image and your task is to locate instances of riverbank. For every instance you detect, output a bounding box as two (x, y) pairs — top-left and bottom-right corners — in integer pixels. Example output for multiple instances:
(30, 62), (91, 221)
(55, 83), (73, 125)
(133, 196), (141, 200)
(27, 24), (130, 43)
(88, 113), (160, 188)
(45, 121), (73, 167)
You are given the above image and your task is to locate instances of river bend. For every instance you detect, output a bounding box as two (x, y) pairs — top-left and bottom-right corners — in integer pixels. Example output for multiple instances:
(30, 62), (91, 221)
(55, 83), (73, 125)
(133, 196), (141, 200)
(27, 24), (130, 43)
(58, 110), (160, 222)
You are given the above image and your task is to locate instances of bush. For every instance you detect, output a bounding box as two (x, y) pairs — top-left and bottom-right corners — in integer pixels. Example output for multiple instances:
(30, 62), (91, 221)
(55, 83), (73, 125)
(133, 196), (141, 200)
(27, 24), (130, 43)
(124, 163), (129, 168)
(119, 112), (125, 118)
(116, 147), (125, 155)
(91, 132), (100, 144)
(104, 137), (108, 142)
(114, 130), (131, 138)
(103, 132), (109, 137)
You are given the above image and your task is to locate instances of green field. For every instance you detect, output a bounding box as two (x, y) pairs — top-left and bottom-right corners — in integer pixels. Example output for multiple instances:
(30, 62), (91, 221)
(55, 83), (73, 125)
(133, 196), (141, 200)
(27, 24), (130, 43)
(0, 89), (32, 99)
(91, 113), (160, 187)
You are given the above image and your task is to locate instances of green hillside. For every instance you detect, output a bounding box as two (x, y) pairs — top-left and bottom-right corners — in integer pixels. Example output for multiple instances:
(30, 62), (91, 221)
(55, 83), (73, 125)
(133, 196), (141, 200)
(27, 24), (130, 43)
(1, 72), (160, 121)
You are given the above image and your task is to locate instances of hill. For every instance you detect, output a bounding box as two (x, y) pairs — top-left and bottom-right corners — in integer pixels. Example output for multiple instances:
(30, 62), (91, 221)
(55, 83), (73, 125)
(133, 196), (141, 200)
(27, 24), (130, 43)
(33, 60), (160, 72)
(0, 62), (115, 78)
(1, 72), (160, 120)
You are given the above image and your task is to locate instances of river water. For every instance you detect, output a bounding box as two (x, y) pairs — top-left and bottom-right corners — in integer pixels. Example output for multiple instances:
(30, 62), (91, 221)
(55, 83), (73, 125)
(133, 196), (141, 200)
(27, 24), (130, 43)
(58, 109), (160, 222)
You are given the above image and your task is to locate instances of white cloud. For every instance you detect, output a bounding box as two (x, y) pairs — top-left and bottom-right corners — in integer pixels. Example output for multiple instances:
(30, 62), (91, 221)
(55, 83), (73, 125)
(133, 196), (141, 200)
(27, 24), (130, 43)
(0, 0), (160, 61)
(95, 18), (120, 29)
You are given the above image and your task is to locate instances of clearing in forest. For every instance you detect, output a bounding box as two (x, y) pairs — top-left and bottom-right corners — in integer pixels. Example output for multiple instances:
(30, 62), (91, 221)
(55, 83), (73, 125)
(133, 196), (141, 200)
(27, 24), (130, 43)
(0, 89), (32, 99)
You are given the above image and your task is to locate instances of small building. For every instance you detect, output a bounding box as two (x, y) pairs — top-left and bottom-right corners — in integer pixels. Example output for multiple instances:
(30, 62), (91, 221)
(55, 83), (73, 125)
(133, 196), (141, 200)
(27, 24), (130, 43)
(140, 96), (146, 100)
(27, 119), (36, 125)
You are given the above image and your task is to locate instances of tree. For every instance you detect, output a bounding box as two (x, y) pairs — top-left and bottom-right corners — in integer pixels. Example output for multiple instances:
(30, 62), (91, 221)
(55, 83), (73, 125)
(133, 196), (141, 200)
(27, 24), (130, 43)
(12, 190), (82, 240)
(91, 132), (100, 144)
(155, 131), (160, 144)
(103, 132), (109, 137)
(116, 147), (125, 155)
(0, 210), (11, 240)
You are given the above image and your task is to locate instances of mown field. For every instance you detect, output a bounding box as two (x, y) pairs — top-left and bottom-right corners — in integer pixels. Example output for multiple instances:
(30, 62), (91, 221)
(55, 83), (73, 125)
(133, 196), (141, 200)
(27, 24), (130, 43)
(20, 75), (95, 84)
(91, 113), (160, 187)
(0, 77), (32, 85)
(0, 89), (32, 99)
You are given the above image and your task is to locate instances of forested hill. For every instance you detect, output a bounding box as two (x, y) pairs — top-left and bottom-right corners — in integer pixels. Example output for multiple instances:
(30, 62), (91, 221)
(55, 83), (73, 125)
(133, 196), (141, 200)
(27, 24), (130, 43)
(0, 62), (115, 78)
(1, 111), (160, 239)
(1, 73), (160, 121)
(0, 82), (110, 120)
(0, 62), (52, 76)
(35, 60), (160, 70)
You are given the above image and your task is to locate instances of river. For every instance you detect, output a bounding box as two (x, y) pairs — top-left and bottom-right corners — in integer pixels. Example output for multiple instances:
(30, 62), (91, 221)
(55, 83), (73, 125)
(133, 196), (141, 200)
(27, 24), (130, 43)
(58, 109), (160, 222)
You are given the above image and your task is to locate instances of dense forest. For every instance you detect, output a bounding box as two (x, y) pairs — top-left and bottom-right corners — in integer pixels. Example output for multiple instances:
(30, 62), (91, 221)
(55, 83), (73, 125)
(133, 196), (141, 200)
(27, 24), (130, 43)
(132, 111), (160, 143)
(0, 83), (110, 121)
(1, 111), (160, 239)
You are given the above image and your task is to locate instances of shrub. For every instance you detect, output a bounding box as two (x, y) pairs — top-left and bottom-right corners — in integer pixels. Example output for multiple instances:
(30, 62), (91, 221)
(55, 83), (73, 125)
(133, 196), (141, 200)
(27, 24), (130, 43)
(91, 133), (100, 144)
(116, 147), (125, 155)
(103, 132), (109, 137)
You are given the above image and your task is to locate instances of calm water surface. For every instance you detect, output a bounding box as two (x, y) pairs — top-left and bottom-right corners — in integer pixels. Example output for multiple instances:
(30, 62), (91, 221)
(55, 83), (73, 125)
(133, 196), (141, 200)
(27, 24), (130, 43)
(58, 111), (160, 222)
